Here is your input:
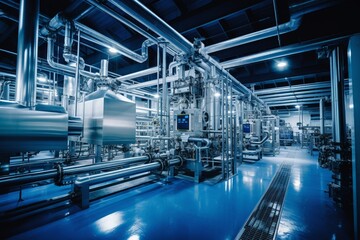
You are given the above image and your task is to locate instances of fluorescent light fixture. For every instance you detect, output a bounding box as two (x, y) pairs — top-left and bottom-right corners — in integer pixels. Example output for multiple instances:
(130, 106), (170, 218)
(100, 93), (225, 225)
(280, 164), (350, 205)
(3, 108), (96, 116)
(276, 60), (288, 69)
(109, 47), (118, 53)
(214, 92), (221, 97)
(349, 103), (354, 109)
(227, 95), (231, 100)
(295, 105), (301, 109)
(153, 93), (160, 99)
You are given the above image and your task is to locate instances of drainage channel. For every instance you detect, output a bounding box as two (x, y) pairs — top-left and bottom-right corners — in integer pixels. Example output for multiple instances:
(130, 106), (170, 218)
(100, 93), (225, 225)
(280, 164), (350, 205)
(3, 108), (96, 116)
(236, 163), (292, 240)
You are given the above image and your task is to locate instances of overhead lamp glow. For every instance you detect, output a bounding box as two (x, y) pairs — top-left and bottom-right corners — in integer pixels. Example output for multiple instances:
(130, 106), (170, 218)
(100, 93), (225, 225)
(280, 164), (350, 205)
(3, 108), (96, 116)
(295, 105), (301, 109)
(349, 103), (354, 109)
(214, 92), (221, 98)
(227, 95), (231, 100)
(153, 93), (160, 99)
(276, 60), (288, 69)
(109, 47), (118, 54)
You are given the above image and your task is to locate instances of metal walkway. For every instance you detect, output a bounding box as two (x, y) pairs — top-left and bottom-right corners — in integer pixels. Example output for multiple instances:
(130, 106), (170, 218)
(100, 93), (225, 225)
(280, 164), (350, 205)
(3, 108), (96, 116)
(237, 163), (292, 240)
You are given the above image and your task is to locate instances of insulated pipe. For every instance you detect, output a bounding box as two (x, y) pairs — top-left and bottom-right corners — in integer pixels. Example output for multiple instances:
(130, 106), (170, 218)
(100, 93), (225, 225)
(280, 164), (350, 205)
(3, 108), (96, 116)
(319, 98), (324, 134)
(47, 38), (97, 78)
(221, 36), (349, 69)
(0, 155), (150, 188)
(15, 0), (39, 108)
(107, 0), (192, 54)
(259, 89), (331, 98)
(115, 67), (158, 82)
(75, 22), (149, 63)
(267, 101), (319, 107)
(250, 132), (269, 145)
(205, 18), (301, 53)
(100, 59), (109, 78)
(330, 46), (346, 144)
(254, 82), (331, 95)
(188, 137), (211, 150)
(75, 157), (181, 187)
(85, 0), (158, 44)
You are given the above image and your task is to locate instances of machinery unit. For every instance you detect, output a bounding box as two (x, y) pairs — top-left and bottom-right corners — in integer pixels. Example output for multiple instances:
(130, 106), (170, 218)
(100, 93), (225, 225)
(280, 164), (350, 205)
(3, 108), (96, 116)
(78, 89), (136, 146)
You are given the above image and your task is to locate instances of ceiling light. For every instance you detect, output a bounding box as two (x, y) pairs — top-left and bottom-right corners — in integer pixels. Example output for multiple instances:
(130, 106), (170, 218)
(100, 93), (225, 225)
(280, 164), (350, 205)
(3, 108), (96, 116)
(227, 95), (231, 99)
(109, 47), (118, 54)
(153, 93), (160, 99)
(276, 60), (288, 70)
(349, 103), (354, 109)
(214, 92), (221, 97)
(295, 105), (300, 109)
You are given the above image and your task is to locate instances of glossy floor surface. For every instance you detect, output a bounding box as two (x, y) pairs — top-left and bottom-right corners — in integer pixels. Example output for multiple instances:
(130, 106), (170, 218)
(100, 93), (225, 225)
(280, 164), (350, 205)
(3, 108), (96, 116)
(1, 146), (353, 239)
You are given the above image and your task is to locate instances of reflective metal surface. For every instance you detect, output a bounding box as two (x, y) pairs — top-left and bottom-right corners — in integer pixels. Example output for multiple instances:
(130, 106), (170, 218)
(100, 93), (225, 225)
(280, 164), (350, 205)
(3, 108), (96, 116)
(79, 89), (136, 145)
(0, 101), (68, 153)
(15, 0), (39, 108)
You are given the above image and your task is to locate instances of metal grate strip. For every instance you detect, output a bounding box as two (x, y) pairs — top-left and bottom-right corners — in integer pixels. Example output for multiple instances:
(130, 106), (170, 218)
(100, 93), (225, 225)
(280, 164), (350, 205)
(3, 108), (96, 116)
(236, 163), (292, 240)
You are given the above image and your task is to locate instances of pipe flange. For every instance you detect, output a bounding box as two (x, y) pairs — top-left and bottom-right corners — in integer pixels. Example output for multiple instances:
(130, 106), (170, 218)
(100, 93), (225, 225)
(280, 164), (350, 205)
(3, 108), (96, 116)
(54, 163), (64, 186)
(176, 155), (184, 167)
(154, 159), (165, 171)
(145, 153), (153, 163)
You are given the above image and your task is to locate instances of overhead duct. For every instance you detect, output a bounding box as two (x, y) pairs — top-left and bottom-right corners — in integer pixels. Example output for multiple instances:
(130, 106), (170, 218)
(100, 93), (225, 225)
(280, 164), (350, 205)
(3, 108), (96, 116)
(15, 0), (39, 108)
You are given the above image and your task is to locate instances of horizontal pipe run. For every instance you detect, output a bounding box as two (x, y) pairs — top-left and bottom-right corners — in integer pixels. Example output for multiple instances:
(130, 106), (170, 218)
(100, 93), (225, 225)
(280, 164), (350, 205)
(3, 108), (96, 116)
(259, 89), (331, 98)
(254, 82), (331, 95)
(221, 36), (349, 69)
(205, 18), (301, 54)
(268, 101), (319, 107)
(107, 0), (192, 54)
(75, 22), (148, 63)
(115, 67), (158, 82)
(0, 155), (150, 188)
(75, 157), (181, 187)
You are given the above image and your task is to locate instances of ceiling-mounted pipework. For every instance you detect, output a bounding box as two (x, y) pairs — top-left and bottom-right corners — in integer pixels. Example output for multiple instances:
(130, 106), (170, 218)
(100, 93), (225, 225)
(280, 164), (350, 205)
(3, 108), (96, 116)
(75, 22), (149, 63)
(221, 36), (349, 69)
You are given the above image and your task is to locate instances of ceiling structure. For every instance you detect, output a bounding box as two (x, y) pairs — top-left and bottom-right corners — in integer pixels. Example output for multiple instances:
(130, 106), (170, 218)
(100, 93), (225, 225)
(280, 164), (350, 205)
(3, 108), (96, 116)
(0, 0), (359, 115)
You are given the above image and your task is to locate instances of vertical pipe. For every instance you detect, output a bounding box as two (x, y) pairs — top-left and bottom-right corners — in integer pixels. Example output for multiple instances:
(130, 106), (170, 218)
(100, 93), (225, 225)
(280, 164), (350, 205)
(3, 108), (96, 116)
(74, 30), (81, 116)
(348, 34), (360, 240)
(95, 145), (102, 163)
(100, 59), (108, 77)
(319, 98), (324, 134)
(15, 0), (39, 108)
(3, 82), (10, 100)
(221, 76), (225, 179)
(330, 46), (346, 145)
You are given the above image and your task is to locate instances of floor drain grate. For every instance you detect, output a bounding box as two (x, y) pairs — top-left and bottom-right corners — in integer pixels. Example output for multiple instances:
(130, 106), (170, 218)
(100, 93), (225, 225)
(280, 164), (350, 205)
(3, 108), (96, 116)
(236, 163), (292, 240)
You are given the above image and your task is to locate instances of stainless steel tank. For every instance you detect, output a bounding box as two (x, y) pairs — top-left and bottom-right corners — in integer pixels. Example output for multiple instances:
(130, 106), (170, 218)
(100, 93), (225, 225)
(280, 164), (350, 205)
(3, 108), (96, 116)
(0, 101), (68, 153)
(78, 89), (136, 145)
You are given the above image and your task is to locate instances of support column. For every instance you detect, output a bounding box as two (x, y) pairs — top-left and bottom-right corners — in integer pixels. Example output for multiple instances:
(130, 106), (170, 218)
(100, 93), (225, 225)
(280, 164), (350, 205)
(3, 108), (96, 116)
(319, 98), (325, 134)
(330, 46), (346, 145)
(348, 34), (360, 240)
(15, 0), (39, 108)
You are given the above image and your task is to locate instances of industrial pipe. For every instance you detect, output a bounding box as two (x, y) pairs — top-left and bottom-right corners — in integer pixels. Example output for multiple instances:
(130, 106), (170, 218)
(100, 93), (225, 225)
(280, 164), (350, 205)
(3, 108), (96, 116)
(115, 67), (158, 82)
(205, 18), (301, 54)
(221, 35), (349, 69)
(15, 0), (39, 108)
(75, 22), (149, 63)
(47, 38), (97, 78)
(188, 137), (211, 150)
(74, 157), (181, 187)
(250, 132), (269, 145)
(0, 155), (151, 188)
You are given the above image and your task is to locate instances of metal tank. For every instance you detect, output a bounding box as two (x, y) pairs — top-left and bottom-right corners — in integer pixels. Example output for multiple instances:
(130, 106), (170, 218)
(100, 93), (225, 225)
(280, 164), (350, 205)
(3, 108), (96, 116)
(0, 101), (68, 153)
(78, 89), (136, 145)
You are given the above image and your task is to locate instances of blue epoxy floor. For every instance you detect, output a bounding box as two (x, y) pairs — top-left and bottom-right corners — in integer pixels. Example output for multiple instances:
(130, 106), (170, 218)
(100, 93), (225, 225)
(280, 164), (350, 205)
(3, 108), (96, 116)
(1, 146), (353, 239)
(277, 147), (353, 240)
